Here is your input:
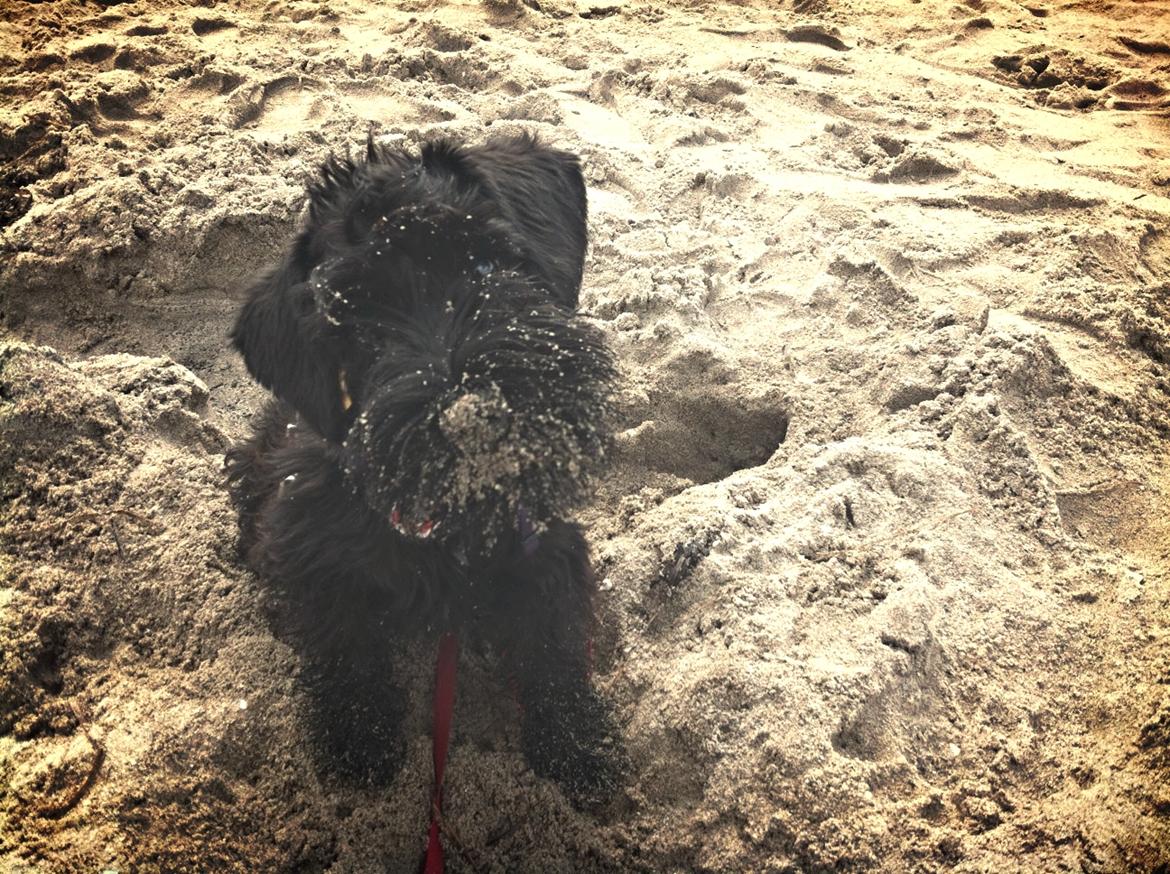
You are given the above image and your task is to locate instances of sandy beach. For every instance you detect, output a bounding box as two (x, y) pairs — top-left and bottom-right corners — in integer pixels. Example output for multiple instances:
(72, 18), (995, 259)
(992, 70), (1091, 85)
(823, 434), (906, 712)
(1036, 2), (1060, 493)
(2, 0), (1169, 870)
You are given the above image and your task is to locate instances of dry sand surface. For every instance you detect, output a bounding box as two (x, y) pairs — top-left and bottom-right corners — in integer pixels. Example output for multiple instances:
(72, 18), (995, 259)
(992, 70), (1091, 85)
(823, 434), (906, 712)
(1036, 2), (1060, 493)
(2, 0), (1170, 871)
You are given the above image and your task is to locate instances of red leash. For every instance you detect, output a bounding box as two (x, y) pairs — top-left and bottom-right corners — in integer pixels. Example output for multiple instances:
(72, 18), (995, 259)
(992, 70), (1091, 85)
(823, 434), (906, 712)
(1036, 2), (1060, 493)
(424, 632), (459, 874)
(424, 510), (539, 872)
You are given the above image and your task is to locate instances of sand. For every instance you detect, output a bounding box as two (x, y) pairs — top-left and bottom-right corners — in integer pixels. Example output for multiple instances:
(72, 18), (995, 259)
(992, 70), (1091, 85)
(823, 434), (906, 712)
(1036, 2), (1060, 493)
(2, 0), (1169, 871)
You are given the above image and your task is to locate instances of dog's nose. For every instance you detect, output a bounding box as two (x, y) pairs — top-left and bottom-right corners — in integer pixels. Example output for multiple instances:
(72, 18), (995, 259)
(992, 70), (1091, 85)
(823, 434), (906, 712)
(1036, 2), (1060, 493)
(438, 385), (511, 456)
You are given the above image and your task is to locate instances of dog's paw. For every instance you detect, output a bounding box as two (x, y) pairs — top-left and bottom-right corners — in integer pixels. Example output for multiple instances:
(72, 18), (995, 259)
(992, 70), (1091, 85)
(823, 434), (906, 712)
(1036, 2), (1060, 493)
(308, 687), (408, 786)
(520, 689), (627, 807)
(318, 730), (409, 790)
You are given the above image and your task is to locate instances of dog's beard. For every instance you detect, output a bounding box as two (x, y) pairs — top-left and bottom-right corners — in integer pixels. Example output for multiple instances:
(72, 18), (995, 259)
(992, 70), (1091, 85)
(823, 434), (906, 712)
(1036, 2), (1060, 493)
(339, 285), (614, 553)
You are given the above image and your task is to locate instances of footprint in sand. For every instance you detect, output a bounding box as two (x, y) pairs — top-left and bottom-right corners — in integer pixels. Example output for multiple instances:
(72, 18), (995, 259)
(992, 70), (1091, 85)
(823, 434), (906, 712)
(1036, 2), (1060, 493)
(1108, 76), (1169, 111)
(648, 72), (750, 111)
(94, 76), (157, 122)
(191, 17), (236, 37)
(125, 23), (169, 37)
(227, 76), (441, 136)
(989, 50), (1165, 111)
(395, 48), (500, 91)
(871, 147), (961, 184)
(69, 41), (117, 66)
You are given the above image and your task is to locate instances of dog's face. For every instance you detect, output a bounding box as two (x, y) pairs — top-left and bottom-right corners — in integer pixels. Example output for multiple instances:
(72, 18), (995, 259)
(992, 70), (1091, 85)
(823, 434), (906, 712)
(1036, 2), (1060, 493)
(232, 135), (614, 549)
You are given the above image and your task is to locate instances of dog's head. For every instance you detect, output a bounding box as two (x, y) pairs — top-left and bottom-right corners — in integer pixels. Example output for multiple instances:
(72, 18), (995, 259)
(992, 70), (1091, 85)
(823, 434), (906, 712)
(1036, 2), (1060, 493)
(232, 134), (614, 549)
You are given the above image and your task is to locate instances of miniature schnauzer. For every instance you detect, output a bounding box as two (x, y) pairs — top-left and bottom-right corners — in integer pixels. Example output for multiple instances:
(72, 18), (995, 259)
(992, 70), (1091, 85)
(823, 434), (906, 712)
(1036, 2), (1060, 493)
(225, 133), (622, 803)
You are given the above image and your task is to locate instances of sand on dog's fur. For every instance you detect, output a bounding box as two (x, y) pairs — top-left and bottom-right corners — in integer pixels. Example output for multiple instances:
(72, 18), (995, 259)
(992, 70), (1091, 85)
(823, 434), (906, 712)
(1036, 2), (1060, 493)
(2, 0), (1169, 871)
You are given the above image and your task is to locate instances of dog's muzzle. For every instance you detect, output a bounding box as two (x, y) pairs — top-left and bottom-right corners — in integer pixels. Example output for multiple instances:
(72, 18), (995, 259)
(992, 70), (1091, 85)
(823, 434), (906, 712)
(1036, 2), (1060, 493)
(333, 276), (615, 552)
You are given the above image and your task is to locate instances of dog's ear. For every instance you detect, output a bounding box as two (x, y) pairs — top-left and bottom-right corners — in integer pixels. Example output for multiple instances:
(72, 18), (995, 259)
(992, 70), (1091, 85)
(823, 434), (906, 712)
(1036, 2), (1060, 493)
(458, 134), (589, 308)
(231, 240), (348, 441)
(307, 154), (361, 224)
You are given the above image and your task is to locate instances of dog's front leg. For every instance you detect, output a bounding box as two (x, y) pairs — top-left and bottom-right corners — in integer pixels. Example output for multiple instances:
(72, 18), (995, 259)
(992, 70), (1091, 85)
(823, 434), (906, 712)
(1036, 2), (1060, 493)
(285, 592), (410, 787)
(493, 522), (625, 805)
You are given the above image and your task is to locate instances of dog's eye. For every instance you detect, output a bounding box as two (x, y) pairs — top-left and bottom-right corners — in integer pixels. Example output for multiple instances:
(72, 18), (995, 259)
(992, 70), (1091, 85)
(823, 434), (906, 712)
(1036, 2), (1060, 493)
(473, 259), (495, 277)
(338, 369), (354, 412)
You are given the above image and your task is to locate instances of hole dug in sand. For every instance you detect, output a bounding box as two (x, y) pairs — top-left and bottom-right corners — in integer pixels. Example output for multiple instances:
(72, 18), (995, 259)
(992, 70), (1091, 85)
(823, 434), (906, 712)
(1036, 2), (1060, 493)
(617, 391), (791, 487)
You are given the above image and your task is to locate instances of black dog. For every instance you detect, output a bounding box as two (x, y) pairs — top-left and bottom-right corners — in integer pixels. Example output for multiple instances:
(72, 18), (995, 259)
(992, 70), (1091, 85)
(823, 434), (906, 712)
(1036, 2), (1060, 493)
(225, 133), (622, 803)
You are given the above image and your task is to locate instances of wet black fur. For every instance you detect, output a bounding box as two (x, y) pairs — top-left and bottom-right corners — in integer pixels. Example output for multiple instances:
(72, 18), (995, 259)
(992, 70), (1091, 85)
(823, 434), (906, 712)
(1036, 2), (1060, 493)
(225, 134), (622, 801)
